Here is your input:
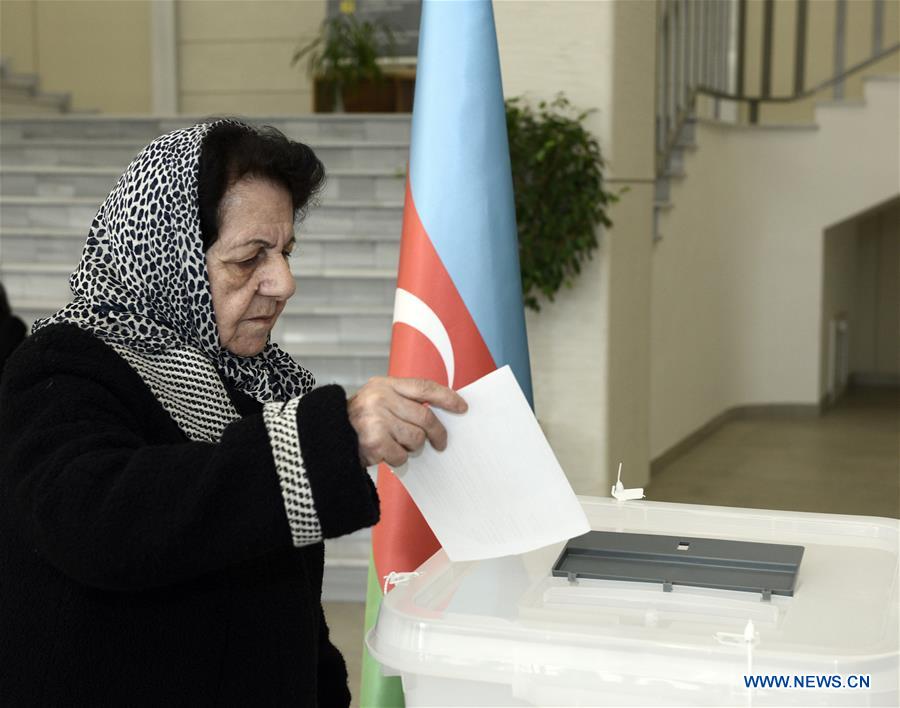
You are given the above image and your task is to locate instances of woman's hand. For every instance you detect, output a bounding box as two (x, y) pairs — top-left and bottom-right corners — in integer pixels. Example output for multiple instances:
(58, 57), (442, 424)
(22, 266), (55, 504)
(348, 377), (468, 467)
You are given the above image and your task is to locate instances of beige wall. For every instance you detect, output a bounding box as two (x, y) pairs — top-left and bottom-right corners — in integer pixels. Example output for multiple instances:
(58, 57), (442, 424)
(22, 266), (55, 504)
(177, 0), (324, 116)
(651, 77), (900, 459)
(605, 1), (655, 491)
(0, 0), (36, 73)
(853, 200), (900, 380)
(496, 0), (655, 494)
(0, 0), (152, 113)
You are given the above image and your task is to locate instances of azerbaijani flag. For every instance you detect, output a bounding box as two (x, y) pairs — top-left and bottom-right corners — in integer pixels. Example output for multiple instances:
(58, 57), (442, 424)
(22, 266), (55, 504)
(359, 1), (532, 705)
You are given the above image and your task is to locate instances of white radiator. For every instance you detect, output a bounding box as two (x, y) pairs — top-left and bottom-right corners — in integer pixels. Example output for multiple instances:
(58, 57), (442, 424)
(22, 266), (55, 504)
(827, 315), (850, 403)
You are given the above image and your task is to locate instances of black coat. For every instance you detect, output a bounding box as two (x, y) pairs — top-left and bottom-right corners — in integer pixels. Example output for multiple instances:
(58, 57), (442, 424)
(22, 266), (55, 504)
(0, 313), (26, 379)
(0, 323), (379, 706)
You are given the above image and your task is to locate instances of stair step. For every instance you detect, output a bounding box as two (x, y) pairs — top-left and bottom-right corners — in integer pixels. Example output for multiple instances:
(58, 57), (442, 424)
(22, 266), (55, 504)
(11, 296), (392, 318)
(0, 138), (409, 170)
(2, 239), (401, 271)
(0, 115), (411, 143)
(0, 226), (400, 242)
(0, 260), (395, 278)
(284, 342), (387, 358)
(13, 297), (394, 347)
(15, 307), (393, 345)
(287, 345), (389, 390)
(321, 564), (368, 602)
(675, 117), (697, 148)
(2, 165), (403, 175)
(0, 85), (70, 115)
(0, 101), (67, 117)
(10, 301), (392, 394)
(815, 98), (867, 110)
(0, 112), (412, 394)
(0, 72), (39, 92)
(0, 138), (408, 148)
(0, 225), (401, 271)
(0, 96), (69, 115)
(0, 85), (69, 105)
(0, 165), (406, 202)
(0, 195), (404, 235)
(654, 178), (670, 203)
(323, 527), (373, 600)
(1, 263), (397, 308)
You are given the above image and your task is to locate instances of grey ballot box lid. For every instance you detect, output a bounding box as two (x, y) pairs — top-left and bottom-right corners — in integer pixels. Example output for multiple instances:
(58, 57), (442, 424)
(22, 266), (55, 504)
(551, 530), (804, 601)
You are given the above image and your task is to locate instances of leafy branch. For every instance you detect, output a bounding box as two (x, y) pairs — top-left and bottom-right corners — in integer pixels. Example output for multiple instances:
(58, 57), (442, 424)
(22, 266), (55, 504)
(506, 94), (621, 311)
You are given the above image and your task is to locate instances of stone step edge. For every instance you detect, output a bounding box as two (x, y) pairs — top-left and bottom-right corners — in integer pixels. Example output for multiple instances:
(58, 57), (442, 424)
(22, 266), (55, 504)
(282, 343), (388, 358)
(0, 91), (69, 108)
(10, 328), (389, 359)
(12, 297), (393, 317)
(0, 195), (404, 210)
(0, 113), (412, 124)
(0, 165), (406, 178)
(10, 317), (391, 359)
(0, 261), (396, 279)
(0, 72), (39, 92)
(0, 137), (409, 149)
(323, 557), (369, 569)
(0, 227), (402, 243)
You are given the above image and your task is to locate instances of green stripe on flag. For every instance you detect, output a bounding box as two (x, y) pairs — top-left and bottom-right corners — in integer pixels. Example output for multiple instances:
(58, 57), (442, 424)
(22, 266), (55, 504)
(360, 551), (404, 707)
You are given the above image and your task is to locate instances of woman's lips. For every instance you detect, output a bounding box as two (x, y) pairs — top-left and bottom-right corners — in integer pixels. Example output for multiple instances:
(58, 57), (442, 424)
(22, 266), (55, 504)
(247, 314), (276, 325)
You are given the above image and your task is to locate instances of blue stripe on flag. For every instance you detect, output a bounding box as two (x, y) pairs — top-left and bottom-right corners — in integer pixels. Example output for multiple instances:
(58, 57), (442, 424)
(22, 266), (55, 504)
(409, 0), (533, 404)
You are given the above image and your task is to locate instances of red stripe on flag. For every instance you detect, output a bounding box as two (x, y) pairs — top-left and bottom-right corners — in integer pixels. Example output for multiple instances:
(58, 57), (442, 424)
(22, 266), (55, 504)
(392, 179), (497, 390)
(372, 178), (497, 581)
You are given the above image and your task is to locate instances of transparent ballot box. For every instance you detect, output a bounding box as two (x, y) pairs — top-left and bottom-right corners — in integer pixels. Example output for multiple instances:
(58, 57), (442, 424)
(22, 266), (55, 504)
(366, 497), (899, 706)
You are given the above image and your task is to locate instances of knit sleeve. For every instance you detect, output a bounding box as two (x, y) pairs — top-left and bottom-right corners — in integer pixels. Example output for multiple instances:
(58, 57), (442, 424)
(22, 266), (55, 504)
(0, 325), (377, 592)
(262, 385), (380, 545)
(261, 397), (322, 547)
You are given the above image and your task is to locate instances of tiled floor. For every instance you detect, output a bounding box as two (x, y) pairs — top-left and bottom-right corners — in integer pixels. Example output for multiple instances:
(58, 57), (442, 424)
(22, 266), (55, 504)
(322, 600), (367, 707)
(324, 385), (899, 706)
(645, 386), (900, 518)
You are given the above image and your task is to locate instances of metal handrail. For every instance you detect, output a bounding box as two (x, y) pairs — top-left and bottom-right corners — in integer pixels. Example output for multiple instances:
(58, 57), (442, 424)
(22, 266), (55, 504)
(656, 0), (899, 179)
(697, 42), (900, 103)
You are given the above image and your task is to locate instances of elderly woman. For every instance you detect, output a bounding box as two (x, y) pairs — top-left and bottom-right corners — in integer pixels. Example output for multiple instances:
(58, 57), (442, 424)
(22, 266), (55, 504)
(0, 120), (465, 705)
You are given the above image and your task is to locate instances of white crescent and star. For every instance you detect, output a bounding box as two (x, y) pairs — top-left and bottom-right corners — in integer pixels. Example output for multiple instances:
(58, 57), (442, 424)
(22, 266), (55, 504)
(391, 288), (455, 389)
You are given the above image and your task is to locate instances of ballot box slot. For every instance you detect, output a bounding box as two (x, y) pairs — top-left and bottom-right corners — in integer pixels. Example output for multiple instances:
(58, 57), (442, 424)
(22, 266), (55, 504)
(551, 530), (804, 600)
(563, 548), (797, 572)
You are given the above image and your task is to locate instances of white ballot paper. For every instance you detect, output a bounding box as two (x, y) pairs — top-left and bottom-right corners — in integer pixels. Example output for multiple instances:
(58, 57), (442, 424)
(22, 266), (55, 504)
(390, 365), (590, 562)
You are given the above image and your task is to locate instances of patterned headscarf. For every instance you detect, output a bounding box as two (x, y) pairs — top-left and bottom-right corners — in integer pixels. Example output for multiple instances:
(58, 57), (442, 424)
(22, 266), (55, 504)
(33, 121), (315, 438)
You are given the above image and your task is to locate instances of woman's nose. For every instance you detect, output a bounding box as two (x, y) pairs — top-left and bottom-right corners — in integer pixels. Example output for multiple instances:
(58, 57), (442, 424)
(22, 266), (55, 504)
(258, 253), (296, 300)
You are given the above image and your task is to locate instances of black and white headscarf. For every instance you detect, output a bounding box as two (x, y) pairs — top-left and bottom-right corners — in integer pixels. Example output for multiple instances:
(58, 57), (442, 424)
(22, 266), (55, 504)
(33, 121), (316, 443)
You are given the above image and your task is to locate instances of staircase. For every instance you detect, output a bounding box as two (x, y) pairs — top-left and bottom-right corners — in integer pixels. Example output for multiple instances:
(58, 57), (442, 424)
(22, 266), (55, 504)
(652, 0), (900, 241)
(0, 59), (72, 117)
(0, 115), (409, 394)
(0, 114), (411, 600)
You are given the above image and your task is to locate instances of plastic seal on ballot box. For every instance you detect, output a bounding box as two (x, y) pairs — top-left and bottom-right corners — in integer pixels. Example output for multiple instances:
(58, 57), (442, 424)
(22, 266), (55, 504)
(611, 462), (645, 502)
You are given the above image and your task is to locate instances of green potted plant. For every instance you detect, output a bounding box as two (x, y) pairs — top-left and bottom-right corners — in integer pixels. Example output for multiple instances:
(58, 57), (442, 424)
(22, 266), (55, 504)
(506, 94), (622, 310)
(292, 13), (397, 112)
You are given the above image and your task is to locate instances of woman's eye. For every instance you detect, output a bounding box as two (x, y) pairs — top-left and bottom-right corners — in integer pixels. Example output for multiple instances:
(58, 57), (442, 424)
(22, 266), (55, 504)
(237, 253), (261, 267)
(282, 250), (294, 260)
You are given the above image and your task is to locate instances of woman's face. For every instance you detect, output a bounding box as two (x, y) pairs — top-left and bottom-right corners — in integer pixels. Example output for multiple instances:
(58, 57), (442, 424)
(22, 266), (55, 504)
(206, 176), (296, 357)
